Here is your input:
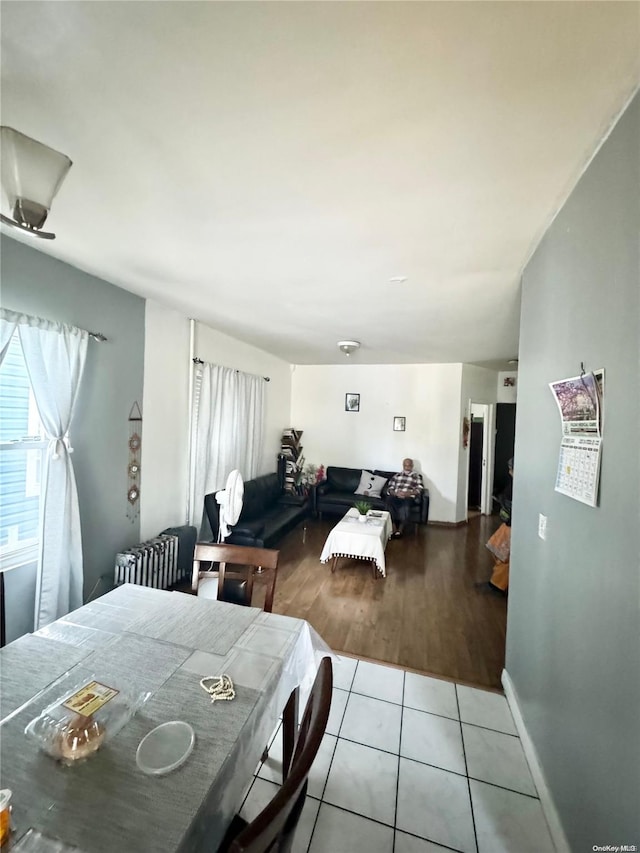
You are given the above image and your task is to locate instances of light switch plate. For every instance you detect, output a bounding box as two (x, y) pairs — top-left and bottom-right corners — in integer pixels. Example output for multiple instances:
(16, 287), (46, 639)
(538, 514), (547, 540)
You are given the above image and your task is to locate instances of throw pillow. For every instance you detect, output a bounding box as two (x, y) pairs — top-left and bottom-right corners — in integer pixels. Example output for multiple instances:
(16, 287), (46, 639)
(354, 470), (388, 499)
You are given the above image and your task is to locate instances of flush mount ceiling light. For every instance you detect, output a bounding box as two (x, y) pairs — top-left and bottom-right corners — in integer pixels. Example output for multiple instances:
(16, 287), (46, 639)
(337, 340), (360, 357)
(0, 127), (72, 240)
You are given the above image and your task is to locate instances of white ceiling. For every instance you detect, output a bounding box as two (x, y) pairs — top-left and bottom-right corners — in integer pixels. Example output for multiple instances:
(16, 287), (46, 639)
(1, 2), (638, 365)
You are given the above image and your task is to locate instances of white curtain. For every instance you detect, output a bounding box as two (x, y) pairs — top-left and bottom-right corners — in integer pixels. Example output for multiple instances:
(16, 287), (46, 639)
(3, 309), (89, 628)
(0, 313), (18, 364)
(189, 363), (265, 532)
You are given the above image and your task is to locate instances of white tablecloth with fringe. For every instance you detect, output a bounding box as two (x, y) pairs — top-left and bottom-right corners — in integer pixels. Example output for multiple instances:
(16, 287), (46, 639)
(320, 508), (392, 577)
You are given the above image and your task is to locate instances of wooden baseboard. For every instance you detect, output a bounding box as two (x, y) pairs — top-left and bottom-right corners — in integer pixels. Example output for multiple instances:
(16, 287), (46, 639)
(502, 669), (571, 853)
(427, 519), (468, 528)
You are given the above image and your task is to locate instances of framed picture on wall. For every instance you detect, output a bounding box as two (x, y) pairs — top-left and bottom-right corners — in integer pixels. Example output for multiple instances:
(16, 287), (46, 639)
(345, 393), (360, 412)
(393, 416), (406, 431)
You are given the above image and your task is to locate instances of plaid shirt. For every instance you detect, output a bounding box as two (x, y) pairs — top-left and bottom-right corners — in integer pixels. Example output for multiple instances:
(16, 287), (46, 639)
(388, 470), (423, 495)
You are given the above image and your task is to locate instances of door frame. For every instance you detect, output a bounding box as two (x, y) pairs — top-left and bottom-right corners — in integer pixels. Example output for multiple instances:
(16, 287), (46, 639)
(466, 401), (496, 518)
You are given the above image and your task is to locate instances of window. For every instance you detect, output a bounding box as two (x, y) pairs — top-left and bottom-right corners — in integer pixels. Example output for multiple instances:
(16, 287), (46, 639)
(0, 332), (46, 569)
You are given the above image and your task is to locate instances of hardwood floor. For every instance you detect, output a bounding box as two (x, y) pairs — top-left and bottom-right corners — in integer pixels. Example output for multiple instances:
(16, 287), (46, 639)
(254, 514), (507, 690)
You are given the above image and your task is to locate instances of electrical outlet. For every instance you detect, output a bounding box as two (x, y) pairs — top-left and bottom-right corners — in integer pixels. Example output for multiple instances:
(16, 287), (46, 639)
(538, 514), (547, 540)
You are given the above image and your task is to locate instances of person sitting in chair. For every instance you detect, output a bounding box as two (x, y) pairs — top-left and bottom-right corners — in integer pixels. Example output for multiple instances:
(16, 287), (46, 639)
(385, 458), (424, 538)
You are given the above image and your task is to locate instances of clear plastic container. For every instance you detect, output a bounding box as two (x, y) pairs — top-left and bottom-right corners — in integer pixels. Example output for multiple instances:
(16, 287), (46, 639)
(136, 721), (195, 776)
(11, 829), (86, 852)
(25, 676), (150, 765)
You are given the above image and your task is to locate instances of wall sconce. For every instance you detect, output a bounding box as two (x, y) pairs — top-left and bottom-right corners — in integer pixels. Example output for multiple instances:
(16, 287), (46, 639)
(0, 127), (72, 240)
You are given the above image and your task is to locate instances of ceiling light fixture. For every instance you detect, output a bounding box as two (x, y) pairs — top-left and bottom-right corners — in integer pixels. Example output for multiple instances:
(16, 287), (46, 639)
(0, 126), (72, 240)
(508, 358), (519, 365)
(389, 276), (408, 284)
(337, 340), (360, 357)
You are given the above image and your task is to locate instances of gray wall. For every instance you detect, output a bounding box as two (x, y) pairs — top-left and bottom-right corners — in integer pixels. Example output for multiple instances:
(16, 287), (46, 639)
(507, 93), (639, 849)
(1, 236), (145, 638)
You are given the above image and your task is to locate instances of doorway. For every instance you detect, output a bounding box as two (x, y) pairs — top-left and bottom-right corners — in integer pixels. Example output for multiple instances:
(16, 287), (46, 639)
(468, 414), (484, 511)
(493, 403), (517, 499)
(467, 402), (496, 518)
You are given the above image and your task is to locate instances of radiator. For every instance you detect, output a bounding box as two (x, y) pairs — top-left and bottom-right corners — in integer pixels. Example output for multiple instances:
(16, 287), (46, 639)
(114, 534), (180, 590)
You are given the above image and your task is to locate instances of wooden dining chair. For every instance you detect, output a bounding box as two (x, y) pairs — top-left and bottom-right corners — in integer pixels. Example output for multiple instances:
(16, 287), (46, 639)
(222, 657), (333, 853)
(191, 543), (280, 612)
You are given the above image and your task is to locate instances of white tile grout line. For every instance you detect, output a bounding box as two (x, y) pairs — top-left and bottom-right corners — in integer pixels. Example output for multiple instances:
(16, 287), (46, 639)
(304, 732), (338, 852)
(456, 682), (480, 853)
(346, 657), (358, 691)
(392, 669), (406, 853)
(310, 800), (466, 850)
(349, 685), (522, 737)
(390, 754), (542, 800)
(394, 826), (464, 853)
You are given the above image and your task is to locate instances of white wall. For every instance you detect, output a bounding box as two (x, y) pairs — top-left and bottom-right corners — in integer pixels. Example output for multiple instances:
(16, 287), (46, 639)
(141, 305), (292, 540)
(140, 300), (191, 540)
(290, 363), (462, 522)
(497, 371), (518, 403)
(196, 323), (292, 479)
(457, 364), (499, 521)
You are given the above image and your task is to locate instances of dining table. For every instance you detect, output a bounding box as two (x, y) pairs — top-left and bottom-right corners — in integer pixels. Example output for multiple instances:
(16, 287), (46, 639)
(0, 584), (332, 852)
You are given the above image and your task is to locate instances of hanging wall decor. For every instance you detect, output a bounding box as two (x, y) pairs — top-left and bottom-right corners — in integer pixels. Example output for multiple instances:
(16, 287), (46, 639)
(127, 401), (142, 521)
(345, 393), (360, 412)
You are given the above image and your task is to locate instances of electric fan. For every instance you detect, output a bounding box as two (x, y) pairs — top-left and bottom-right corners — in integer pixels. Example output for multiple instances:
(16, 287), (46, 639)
(215, 470), (244, 542)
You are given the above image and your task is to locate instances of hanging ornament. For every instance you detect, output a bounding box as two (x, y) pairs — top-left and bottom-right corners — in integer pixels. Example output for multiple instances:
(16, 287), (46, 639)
(127, 402), (142, 522)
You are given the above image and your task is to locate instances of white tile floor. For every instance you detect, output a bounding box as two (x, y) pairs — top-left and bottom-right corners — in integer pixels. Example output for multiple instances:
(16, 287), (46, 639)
(239, 656), (557, 853)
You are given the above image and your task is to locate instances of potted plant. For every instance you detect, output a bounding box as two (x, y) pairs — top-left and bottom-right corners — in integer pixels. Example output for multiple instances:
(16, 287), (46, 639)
(354, 500), (372, 522)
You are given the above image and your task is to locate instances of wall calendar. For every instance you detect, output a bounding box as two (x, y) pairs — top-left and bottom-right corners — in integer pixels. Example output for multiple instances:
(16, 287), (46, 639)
(549, 369), (604, 507)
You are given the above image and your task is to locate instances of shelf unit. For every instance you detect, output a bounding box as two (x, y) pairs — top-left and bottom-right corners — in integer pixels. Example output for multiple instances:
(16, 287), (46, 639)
(280, 429), (305, 494)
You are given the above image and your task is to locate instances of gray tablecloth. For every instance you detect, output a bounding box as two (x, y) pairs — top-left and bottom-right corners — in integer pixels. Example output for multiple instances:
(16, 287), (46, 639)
(0, 634), (92, 725)
(127, 593), (259, 655)
(0, 585), (331, 852)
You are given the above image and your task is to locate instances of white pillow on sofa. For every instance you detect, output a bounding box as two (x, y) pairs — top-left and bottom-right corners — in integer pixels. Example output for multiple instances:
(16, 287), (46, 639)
(354, 470), (388, 499)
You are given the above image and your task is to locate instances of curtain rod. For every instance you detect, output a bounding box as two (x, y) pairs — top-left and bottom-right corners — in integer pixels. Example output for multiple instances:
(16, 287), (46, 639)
(192, 357), (270, 382)
(1, 307), (108, 342)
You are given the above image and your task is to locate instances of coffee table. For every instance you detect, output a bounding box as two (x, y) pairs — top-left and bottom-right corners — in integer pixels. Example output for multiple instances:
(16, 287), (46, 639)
(320, 508), (393, 578)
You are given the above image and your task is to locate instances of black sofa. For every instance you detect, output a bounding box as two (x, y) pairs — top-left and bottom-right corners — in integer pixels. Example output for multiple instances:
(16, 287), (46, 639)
(313, 466), (429, 525)
(204, 472), (308, 548)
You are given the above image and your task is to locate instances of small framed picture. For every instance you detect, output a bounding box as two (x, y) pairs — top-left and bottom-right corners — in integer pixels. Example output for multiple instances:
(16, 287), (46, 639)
(393, 416), (406, 431)
(345, 393), (360, 412)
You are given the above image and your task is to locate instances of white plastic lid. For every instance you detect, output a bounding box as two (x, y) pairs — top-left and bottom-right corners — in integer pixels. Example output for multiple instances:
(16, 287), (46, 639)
(0, 788), (11, 810)
(136, 721), (195, 776)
